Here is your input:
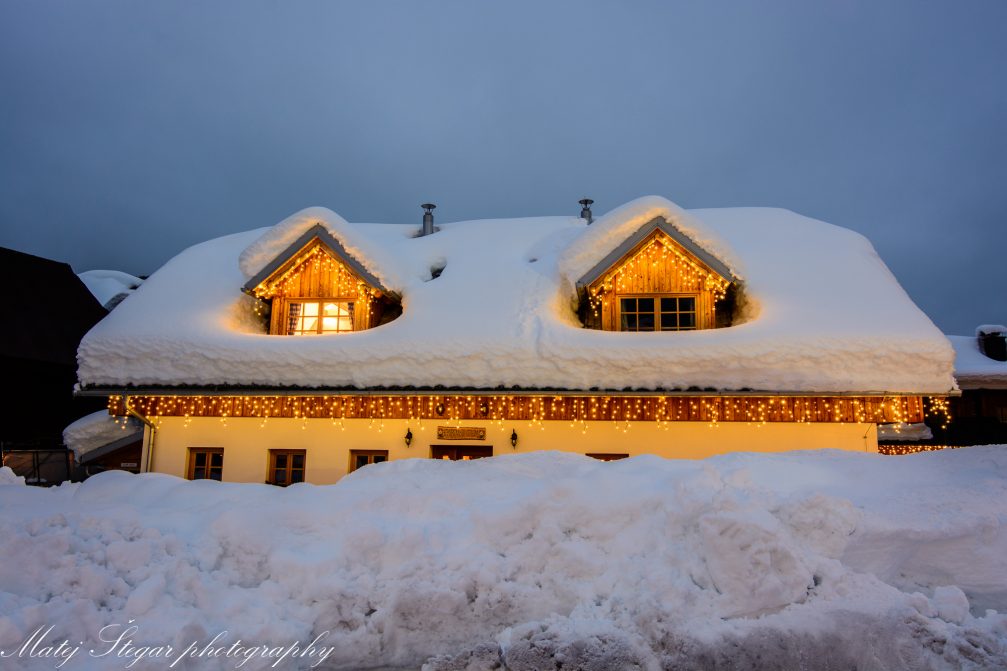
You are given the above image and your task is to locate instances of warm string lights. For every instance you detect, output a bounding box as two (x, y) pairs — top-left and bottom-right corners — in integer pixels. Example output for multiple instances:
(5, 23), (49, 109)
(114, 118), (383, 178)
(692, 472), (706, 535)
(587, 234), (731, 318)
(109, 393), (932, 431)
(879, 444), (964, 456)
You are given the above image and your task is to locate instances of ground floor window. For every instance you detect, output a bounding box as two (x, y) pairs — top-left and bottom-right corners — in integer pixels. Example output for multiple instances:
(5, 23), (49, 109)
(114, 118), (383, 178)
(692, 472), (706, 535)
(268, 449), (306, 485)
(350, 449), (388, 472)
(586, 453), (629, 461)
(431, 445), (493, 461)
(188, 447), (223, 480)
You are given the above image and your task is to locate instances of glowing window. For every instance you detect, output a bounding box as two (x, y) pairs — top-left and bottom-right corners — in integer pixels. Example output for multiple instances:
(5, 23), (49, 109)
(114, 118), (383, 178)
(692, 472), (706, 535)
(286, 301), (354, 335)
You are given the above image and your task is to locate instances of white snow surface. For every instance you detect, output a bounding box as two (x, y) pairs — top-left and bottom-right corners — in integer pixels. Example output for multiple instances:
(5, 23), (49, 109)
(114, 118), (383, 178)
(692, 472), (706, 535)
(77, 270), (143, 309)
(950, 335), (1007, 389)
(1, 448), (1005, 670)
(62, 411), (142, 459)
(77, 197), (955, 393)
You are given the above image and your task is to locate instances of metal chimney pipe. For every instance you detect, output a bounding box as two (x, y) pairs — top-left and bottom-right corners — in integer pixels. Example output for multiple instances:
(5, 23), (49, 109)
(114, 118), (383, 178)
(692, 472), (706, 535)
(579, 198), (594, 224)
(421, 203), (436, 236)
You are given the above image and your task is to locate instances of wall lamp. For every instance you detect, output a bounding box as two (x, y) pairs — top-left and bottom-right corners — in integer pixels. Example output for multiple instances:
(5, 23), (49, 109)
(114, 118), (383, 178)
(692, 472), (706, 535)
(510, 429), (518, 449)
(404, 428), (413, 447)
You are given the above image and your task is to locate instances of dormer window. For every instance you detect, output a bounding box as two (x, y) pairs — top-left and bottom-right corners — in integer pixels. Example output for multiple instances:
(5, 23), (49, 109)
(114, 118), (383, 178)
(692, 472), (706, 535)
(619, 295), (697, 331)
(286, 300), (355, 335)
(575, 216), (736, 332)
(241, 223), (400, 336)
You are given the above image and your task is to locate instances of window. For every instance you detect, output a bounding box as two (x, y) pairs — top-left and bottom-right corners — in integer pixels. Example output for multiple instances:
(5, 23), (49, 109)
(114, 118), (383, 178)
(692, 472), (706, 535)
(430, 446), (493, 461)
(619, 295), (696, 332)
(188, 448), (223, 480)
(586, 453), (629, 461)
(350, 449), (388, 472)
(268, 450), (306, 486)
(286, 301), (355, 335)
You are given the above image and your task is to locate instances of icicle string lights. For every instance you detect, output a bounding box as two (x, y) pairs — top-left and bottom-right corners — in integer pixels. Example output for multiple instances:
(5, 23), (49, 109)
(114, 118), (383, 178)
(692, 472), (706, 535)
(108, 394), (932, 427)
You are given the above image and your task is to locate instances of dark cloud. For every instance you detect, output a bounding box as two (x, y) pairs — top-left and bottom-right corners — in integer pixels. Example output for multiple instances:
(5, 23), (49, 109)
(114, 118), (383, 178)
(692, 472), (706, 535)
(1, 0), (1004, 333)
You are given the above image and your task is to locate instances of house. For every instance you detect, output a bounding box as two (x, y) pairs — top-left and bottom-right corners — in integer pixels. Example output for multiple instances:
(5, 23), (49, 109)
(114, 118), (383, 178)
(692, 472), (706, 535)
(0, 247), (108, 483)
(75, 196), (957, 484)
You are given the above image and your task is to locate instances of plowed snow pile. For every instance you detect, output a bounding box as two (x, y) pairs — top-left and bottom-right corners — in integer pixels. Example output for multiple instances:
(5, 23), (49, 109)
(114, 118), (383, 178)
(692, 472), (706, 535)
(1, 448), (1006, 670)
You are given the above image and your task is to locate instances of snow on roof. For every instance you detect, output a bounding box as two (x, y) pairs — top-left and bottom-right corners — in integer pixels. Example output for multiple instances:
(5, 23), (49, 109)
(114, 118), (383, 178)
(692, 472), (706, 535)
(237, 206), (406, 291)
(77, 197), (956, 394)
(78, 269), (143, 309)
(63, 410), (142, 459)
(948, 335), (1007, 389)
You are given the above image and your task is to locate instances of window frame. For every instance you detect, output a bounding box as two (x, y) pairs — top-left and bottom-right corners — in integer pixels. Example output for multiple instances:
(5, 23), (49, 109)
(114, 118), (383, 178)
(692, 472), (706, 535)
(349, 449), (389, 472)
(617, 293), (699, 332)
(285, 299), (356, 336)
(267, 449), (306, 486)
(187, 447), (224, 481)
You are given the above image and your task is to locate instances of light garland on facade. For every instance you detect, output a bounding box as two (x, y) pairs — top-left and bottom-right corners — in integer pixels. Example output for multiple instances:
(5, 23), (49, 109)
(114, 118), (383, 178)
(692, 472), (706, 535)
(108, 393), (931, 429)
(587, 233), (731, 317)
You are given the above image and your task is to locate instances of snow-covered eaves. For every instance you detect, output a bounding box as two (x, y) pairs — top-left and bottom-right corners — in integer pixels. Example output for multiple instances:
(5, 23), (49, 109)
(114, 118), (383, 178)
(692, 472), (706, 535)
(76, 197), (957, 395)
(949, 335), (1007, 390)
(63, 411), (142, 460)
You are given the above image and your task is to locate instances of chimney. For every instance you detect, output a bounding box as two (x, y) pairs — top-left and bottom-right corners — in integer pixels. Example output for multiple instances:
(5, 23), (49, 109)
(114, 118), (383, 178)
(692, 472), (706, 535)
(977, 325), (1007, 361)
(579, 198), (594, 224)
(420, 203), (436, 237)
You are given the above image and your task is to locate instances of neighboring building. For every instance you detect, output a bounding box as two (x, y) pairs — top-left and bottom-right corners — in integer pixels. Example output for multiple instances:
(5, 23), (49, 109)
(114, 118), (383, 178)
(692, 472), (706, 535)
(63, 411), (144, 478)
(76, 197), (957, 483)
(0, 247), (108, 482)
(78, 269), (144, 311)
(935, 327), (1007, 446)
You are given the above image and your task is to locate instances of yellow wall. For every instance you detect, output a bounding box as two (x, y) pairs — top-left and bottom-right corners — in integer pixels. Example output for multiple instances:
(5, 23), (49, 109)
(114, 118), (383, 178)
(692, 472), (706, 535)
(146, 416), (879, 483)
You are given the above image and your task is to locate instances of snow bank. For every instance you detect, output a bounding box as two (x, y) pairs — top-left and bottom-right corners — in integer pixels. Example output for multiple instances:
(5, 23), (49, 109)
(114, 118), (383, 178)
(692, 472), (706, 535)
(950, 335), (1007, 389)
(78, 270), (143, 309)
(0, 448), (1005, 670)
(62, 411), (142, 459)
(77, 198), (956, 393)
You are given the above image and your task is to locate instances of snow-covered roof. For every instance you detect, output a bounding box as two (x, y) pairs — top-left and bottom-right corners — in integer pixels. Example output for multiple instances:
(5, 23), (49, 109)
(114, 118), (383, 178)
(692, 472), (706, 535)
(78, 269), (143, 310)
(63, 411), (142, 459)
(76, 196), (956, 394)
(949, 335), (1007, 390)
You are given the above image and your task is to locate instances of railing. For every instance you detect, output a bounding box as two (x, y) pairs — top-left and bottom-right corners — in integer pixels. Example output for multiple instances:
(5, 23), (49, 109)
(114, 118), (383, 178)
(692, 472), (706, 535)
(0, 441), (73, 485)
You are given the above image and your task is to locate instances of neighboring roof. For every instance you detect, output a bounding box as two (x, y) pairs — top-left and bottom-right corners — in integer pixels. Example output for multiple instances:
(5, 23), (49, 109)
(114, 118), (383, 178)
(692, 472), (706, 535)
(76, 197), (956, 394)
(78, 269), (144, 309)
(0, 247), (107, 365)
(241, 223), (390, 296)
(62, 410), (142, 460)
(948, 335), (1007, 390)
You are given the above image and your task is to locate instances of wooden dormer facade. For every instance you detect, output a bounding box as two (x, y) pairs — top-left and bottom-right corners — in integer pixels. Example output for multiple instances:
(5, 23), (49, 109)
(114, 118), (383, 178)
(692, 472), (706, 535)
(578, 217), (735, 332)
(242, 224), (398, 335)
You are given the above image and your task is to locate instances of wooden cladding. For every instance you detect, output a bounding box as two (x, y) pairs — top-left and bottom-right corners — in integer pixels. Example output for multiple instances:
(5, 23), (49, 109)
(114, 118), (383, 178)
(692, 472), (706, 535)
(585, 230), (731, 331)
(111, 394), (927, 425)
(255, 241), (382, 335)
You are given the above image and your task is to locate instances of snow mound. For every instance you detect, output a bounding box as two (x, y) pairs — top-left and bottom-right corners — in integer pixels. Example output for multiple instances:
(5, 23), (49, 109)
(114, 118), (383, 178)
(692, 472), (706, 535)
(0, 466), (25, 486)
(557, 195), (742, 287)
(1, 448), (1005, 669)
(237, 206), (407, 290)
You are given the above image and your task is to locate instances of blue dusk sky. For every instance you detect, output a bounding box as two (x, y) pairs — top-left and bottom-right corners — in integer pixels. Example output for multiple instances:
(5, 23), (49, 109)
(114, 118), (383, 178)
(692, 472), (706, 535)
(0, 0), (1004, 334)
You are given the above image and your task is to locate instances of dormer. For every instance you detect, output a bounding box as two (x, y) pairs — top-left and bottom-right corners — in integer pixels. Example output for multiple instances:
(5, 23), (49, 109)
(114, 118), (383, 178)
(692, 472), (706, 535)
(575, 216), (736, 331)
(242, 224), (399, 335)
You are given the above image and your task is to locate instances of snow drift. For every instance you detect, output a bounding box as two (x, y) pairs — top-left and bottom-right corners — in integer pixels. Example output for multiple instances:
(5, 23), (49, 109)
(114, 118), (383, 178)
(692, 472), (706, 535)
(1, 448), (1005, 670)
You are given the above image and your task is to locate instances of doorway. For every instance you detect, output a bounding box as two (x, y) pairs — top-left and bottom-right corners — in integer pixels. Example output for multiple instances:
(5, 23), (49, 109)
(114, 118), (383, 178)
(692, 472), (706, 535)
(431, 445), (493, 461)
